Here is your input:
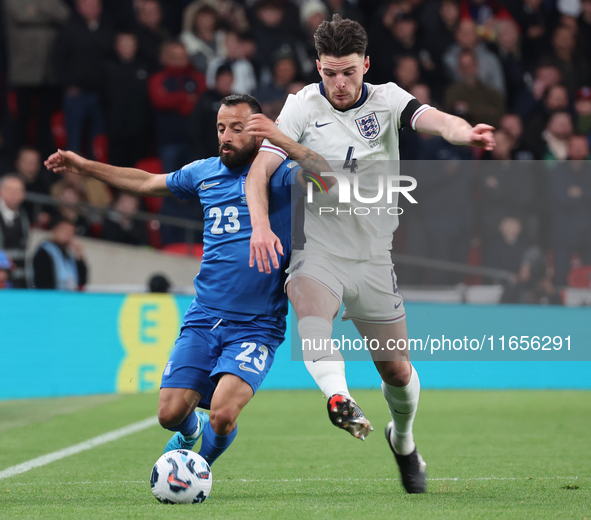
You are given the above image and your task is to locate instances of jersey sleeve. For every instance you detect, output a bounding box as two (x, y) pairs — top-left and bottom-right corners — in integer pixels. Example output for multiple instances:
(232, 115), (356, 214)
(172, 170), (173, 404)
(269, 160), (306, 197)
(386, 83), (435, 130)
(400, 99), (436, 130)
(260, 94), (308, 160)
(165, 160), (204, 200)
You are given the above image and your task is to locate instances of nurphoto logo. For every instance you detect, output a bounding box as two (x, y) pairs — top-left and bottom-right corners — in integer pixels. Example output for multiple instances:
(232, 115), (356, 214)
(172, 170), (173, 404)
(305, 171), (418, 216)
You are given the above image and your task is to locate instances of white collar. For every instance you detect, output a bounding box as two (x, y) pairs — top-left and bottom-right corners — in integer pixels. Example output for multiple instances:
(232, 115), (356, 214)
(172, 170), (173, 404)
(0, 198), (18, 226)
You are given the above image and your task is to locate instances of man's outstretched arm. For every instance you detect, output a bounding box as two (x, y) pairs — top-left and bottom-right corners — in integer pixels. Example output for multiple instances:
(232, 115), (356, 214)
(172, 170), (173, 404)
(413, 109), (496, 150)
(245, 150), (285, 274)
(45, 150), (172, 197)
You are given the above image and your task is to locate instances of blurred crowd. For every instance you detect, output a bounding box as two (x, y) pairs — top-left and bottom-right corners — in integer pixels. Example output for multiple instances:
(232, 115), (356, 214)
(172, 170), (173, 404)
(0, 0), (590, 295)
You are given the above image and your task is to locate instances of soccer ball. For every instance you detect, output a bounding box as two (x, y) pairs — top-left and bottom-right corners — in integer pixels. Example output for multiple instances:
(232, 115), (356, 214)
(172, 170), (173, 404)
(150, 450), (212, 504)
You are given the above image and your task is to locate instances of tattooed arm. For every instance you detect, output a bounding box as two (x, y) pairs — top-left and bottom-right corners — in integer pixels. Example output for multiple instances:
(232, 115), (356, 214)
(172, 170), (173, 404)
(245, 114), (336, 274)
(245, 114), (334, 178)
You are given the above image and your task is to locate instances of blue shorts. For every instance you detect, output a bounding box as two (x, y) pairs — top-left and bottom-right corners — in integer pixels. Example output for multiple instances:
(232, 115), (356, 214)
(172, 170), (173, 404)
(160, 301), (286, 410)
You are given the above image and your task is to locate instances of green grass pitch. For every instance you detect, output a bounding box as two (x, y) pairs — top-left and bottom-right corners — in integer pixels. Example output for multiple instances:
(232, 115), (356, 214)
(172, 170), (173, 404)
(0, 390), (589, 519)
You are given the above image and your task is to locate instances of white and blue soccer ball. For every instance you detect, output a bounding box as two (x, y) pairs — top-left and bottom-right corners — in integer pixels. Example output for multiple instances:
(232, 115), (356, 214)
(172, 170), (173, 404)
(150, 450), (212, 504)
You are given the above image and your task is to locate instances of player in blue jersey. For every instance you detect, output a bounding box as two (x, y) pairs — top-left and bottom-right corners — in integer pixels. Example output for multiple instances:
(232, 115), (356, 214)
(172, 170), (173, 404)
(45, 94), (298, 466)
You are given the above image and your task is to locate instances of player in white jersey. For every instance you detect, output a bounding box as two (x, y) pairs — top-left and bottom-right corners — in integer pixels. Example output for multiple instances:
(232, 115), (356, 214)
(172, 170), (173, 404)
(257, 81), (427, 260)
(245, 15), (495, 494)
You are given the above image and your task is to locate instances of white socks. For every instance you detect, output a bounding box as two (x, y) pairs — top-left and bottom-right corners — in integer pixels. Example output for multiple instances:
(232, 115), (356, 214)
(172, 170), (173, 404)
(382, 365), (420, 456)
(299, 316), (420, 454)
(299, 316), (351, 399)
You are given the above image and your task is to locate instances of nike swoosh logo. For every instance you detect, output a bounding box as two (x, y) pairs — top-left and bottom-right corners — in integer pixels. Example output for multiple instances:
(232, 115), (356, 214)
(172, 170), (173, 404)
(200, 181), (220, 190)
(394, 301), (402, 310)
(312, 355), (331, 363)
(394, 409), (412, 415)
(315, 121), (333, 128)
(239, 363), (259, 374)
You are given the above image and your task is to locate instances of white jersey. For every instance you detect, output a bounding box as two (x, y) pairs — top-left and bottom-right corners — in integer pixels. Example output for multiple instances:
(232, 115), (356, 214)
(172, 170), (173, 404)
(261, 82), (432, 260)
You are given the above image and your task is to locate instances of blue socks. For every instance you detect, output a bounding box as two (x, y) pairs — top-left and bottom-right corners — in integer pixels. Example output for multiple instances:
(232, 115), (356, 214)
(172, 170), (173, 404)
(167, 412), (238, 465)
(167, 411), (198, 438)
(198, 421), (238, 465)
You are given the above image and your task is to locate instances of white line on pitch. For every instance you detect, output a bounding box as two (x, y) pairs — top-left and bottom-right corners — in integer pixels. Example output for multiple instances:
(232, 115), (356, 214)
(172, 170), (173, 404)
(220, 476), (583, 483)
(0, 416), (159, 481)
(4, 475), (585, 486)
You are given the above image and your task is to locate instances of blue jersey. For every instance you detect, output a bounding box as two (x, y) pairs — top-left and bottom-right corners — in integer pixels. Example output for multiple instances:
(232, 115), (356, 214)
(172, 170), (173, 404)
(166, 157), (295, 320)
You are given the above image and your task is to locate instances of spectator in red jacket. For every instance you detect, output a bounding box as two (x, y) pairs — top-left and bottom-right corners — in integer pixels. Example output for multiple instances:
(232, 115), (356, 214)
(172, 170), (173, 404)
(148, 41), (206, 172)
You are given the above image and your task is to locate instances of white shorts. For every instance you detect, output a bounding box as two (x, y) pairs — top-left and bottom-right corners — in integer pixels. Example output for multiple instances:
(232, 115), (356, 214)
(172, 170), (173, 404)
(286, 249), (406, 323)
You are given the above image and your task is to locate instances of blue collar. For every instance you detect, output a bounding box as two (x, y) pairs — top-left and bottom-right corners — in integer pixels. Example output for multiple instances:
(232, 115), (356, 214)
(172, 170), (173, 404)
(319, 82), (368, 111)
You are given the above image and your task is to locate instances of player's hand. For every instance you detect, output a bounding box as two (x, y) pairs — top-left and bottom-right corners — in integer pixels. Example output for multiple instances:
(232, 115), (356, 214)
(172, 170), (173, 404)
(468, 124), (495, 151)
(44, 149), (88, 176)
(245, 114), (282, 144)
(249, 225), (284, 274)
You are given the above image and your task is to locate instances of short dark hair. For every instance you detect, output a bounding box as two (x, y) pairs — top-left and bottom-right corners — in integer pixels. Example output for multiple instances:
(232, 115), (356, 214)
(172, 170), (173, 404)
(16, 145), (40, 158)
(215, 62), (234, 78)
(195, 4), (217, 17)
(148, 273), (171, 293)
(49, 213), (75, 230)
(238, 30), (255, 43)
(314, 14), (368, 58)
(220, 94), (262, 114)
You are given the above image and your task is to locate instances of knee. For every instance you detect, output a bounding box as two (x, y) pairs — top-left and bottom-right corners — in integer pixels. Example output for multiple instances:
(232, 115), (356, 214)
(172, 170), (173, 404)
(296, 301), (327, 321)
(380, 361), (412, 388)
(291, 289), (337, 322)
(158, 403), (188, 430)
(209, 407), (236, 436)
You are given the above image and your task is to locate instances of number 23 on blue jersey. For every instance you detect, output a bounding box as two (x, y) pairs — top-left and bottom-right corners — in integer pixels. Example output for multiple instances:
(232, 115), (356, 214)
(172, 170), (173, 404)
(209, 206), (240, 234)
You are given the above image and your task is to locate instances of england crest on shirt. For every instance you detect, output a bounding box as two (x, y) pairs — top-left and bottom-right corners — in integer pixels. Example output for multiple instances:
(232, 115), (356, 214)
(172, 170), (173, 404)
(355, 112), (380, 140)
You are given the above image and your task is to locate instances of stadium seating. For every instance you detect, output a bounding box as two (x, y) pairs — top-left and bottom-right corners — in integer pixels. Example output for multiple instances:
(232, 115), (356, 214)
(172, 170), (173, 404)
(567, 266), (591, 288)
